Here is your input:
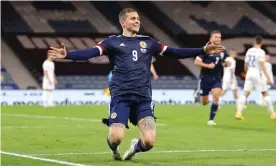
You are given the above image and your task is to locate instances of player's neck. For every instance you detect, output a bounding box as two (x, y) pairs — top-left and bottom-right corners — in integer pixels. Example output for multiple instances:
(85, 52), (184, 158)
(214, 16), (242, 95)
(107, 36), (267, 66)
(254, 45), (261, 48)
(122, 30), (137, 37)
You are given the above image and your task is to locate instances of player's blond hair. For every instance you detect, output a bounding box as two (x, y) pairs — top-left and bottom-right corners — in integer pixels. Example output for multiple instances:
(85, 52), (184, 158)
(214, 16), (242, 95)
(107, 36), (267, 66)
(119, 8), (138, 22)
(210, 30), (221, 37)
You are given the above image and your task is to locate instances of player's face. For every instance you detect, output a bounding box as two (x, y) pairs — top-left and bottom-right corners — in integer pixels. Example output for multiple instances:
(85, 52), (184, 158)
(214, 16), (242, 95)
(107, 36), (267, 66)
(122, 12), (140, 33)
(210, 33), (221, 45)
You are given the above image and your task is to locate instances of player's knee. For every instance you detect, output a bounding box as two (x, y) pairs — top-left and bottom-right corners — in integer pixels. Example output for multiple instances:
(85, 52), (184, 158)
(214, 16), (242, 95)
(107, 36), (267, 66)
(142, 137), (155, 150)
(109, 133), (124, 145)
(201, 100), (208, 105)
(108, 124), (125, 144)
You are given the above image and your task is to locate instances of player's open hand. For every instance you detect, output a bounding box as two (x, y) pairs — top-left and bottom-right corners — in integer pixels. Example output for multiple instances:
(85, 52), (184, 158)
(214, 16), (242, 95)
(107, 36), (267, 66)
(204, 41), (225, 54)
(48, 43), (67, 59)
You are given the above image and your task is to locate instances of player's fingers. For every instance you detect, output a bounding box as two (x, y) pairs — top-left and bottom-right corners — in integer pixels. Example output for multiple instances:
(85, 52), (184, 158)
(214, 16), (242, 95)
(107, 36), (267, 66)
(48, 50), (58, 54)
(206, 41), (212, 46)
(61, 43), (66, 49)
(49, 47), (61, 52)
(48, 52), (59, 58)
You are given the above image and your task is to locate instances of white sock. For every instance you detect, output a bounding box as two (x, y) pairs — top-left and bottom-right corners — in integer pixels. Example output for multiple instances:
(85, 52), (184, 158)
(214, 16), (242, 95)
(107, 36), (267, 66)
(237, 96), (246, 114)
(235, 99), (238, 105)
(43, 90), (48, 107)
(258, 93), (266, 106)
(48, 91), (53, 106)
(263, 96), (274, 114)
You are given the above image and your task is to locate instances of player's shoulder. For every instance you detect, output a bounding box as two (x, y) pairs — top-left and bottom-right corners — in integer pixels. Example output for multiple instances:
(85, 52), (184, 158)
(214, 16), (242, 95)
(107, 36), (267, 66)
(98, 35), (118, 44)
(225, 56), (232, 61)
(136, 34), (157, 42)
(136, 34), (151, 39)
(43, 60), (49, 65)
(259, 48), (265, 54)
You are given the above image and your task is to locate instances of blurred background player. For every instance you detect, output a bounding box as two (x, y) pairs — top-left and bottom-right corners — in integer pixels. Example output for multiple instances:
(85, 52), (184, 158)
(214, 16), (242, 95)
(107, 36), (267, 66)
(219, 49), (238, 109)
(258, 54), (274, 106)
(42, 55), (56, 107)
(236, 36), (276, 120)
(194, 30), (231, 126)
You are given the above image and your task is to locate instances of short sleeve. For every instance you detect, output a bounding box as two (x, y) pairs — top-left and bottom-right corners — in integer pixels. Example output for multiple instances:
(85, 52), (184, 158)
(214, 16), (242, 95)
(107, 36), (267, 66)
(196, 55), (204, 61)
(43, 61), (50, 71)
(96, 36), (113, 56)
(244, 50), (249, 63)
(258, 50), (265, 62)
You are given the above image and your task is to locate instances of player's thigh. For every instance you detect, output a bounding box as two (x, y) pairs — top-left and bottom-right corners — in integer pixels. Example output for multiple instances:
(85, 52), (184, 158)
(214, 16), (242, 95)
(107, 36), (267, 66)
(222, 79), (230, 91)
(134, 98), (156, 144)
(138, 116), (156, 146)
(108, 95), (131, 130)
(43, 84), (55, 91)
(243, 78), (253, 92)
(211, 80), (222, 102)
(230, 79), (238, 90)
(199, 78), (211, 105)
(255, 77), (268, 93)
(108, 96), (133, 141)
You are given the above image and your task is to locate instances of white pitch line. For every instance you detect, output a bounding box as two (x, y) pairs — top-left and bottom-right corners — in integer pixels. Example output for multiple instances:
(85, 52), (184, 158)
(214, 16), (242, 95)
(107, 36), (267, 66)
(29, 148), (276, 156)
(1, 151), (89, 166)
(2, 125), (89, 129)
(2, 113), (167, 126)
(2, 113), (100, 122)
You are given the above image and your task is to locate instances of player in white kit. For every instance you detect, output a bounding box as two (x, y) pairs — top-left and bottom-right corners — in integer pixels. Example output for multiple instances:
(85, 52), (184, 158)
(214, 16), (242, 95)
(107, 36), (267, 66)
(42, 55), (56, 107)
(219, 50), (238, 108)
(236, 36), (275, 120)
(258, 54), (274, 106)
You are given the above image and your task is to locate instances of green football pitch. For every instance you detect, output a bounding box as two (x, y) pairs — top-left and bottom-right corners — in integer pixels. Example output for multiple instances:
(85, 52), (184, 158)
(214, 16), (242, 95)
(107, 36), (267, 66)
(1, 104), (276, 166)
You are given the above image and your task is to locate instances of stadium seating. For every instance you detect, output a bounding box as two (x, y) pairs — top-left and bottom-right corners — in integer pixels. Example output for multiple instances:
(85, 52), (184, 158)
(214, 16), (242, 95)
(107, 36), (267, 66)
(1, 67), (19, 90)
(1, 1), (275, 89)
(54, 75), (247, 90)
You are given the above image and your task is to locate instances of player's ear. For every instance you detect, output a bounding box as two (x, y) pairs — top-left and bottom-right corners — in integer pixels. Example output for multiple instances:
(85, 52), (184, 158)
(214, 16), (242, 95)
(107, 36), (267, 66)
(120, 20), (125, 28)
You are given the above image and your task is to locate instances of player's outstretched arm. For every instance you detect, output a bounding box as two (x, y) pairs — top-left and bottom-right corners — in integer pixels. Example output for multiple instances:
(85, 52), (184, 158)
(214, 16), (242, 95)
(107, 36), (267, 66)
(160, 41), (225, 59)
(48, 43), (102, 60)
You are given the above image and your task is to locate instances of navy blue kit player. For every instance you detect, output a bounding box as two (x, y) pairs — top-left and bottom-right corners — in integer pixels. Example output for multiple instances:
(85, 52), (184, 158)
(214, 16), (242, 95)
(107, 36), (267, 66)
(48, 8), (225, 161)
(194, 30), (231, 126)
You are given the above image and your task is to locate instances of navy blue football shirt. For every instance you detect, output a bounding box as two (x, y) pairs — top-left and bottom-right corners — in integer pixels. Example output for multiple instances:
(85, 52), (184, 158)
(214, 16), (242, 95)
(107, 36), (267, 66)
(197, 50), (228, 78)
(97, 35), (166, 98)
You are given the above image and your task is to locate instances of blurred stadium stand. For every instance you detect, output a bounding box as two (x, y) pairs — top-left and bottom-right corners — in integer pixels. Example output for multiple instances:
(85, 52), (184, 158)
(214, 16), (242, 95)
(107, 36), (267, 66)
(1, 67), (19, 90)
(1, 1), (275, 89)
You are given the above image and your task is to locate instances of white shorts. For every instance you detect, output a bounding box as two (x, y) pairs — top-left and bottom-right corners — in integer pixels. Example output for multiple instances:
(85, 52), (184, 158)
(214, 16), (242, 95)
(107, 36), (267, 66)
(243, 75), (267, 92)
(43, 81), (55, 90)
(222, 78), (238, 90)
